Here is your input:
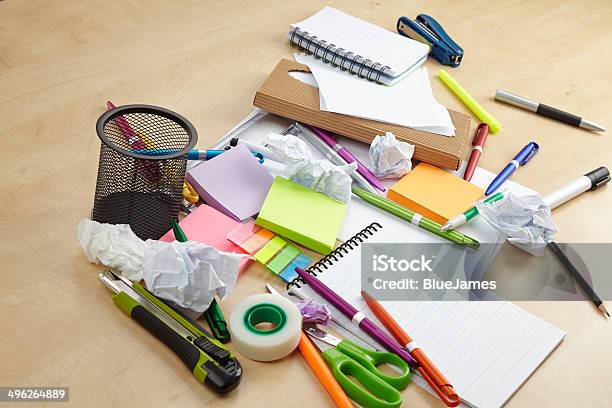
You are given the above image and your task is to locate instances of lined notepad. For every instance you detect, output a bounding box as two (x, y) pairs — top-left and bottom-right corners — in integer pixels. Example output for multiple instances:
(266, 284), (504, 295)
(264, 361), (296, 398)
(290, 224), (565, 408)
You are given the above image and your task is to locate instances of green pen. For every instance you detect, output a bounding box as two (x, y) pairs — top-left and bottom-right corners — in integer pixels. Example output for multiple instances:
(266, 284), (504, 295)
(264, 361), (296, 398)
(172, 219), (188, 242)
(351, 187), (480, 249)
(173, 219), (231, 343)
(441, 192), (504, 231)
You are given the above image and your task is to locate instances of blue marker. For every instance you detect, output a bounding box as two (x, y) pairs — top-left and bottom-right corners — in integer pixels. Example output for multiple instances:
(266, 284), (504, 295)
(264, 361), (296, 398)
(485, 142), (539, 195)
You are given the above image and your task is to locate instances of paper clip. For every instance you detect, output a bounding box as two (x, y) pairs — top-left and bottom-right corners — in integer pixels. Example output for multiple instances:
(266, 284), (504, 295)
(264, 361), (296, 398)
(397, 15), (463, 67)
(183, 181), (199, 204)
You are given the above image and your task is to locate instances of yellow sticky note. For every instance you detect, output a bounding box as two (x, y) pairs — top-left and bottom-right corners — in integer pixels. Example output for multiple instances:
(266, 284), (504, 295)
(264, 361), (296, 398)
(254, 236), (287, 264)
(256, 177), (346, 255)
(387, 163), (484, 224)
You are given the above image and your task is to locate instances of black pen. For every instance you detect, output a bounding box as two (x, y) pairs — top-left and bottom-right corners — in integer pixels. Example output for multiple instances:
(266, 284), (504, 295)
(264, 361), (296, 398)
(548, 241), (609, 319)
(495, 89), (606, 132)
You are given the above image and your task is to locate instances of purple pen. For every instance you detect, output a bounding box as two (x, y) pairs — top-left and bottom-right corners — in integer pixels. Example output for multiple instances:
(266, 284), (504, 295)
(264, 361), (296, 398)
(310, 126), (385, 192)
(295, 267), (418, 367)
(107, 101), (161, 183)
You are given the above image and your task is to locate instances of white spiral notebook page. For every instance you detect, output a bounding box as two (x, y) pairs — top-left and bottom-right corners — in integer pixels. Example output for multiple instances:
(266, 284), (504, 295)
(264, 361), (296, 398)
(302, 232), (566, 408)
(291, 7), (428, 77)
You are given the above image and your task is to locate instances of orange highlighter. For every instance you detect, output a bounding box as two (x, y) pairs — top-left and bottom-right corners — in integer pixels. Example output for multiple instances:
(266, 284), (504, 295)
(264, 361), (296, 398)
(266, 284), (352, 407)
(361, 291), (460, 407)
(298, 331), (354, 408)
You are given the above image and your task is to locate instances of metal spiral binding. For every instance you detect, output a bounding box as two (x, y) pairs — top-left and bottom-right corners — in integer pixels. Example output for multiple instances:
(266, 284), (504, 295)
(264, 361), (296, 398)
(288, 222), (382, 289)
(288, 28), (390, 84)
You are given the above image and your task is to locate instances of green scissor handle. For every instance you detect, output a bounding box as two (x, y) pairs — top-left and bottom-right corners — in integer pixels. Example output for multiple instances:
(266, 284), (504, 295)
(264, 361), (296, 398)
(323, 348), (403, 408)
(336, 339), (411, 390)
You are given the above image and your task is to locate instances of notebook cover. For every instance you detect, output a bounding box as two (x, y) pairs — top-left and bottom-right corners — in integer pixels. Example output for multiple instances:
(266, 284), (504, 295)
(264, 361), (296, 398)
(253, 59), (471, 170)
(159, 204), (252, 273)
(255, 176), (347, 255)
(387, 163), (484, 224)
(185, 144), (274, 221)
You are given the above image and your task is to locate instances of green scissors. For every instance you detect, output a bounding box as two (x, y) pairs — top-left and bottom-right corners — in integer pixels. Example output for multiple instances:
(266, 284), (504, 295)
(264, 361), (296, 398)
(305, 324), (410, 408)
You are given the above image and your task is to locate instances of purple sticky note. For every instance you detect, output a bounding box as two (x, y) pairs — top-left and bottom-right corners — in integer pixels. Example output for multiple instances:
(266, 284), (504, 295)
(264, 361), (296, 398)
(186, 144), (274, 221)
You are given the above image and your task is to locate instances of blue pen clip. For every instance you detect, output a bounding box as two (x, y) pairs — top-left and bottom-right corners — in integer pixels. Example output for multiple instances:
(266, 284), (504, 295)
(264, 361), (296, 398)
(396, 15), (464, 67)
(519, 142), (540, 165)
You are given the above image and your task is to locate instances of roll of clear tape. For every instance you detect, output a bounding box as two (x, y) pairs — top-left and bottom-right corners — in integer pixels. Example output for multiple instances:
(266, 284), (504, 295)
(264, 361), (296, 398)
(228, 293), (302, 361)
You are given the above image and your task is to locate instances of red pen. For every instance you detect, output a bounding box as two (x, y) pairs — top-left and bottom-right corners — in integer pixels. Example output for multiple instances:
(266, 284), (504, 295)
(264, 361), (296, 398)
(463, 123), (489, 182)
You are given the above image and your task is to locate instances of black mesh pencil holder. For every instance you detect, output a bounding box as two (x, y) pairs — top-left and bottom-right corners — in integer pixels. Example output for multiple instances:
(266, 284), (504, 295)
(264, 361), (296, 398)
(93, 105), (198, 240)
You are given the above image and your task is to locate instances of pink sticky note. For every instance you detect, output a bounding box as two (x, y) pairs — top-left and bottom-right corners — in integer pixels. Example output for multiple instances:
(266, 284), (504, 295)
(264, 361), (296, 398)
(226, 219), (260, 245)
(185, 144), (274, 221)
(159, 204), (252, 273)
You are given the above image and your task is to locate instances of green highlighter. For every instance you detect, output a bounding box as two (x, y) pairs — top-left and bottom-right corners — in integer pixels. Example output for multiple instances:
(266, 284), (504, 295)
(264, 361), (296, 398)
(172, 220), (231, 343)
(441, 192), (505, 231)
(98, 270), (242, 393)
(352, 187), (480, 249)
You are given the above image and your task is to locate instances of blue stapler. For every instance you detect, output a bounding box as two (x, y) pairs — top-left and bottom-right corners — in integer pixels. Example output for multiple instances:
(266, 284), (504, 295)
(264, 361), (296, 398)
(397, 15), (463, 67)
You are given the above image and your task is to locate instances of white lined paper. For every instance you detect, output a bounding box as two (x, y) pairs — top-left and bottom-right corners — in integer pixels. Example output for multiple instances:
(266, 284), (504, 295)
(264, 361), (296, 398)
(293, 226), (565, 408)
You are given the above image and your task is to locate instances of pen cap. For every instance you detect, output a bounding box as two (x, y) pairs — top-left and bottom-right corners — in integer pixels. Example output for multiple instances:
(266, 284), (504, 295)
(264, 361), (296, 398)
(517, 142), (539, 165)
(584, 166), (610, 190)
(472, 123), (489, 146)
(93, 104), (198, 240)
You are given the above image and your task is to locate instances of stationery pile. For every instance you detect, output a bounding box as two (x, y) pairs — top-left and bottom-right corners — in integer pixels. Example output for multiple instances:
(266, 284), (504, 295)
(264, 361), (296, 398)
(79, 5), (610, 408)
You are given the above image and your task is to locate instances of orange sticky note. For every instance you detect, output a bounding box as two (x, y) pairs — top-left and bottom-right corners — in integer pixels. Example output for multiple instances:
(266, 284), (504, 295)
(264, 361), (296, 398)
(387, 163), (484, 224)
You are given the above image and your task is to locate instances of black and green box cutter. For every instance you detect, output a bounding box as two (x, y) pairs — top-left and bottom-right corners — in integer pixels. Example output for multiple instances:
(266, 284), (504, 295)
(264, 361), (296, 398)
(98, 270), (242, 394)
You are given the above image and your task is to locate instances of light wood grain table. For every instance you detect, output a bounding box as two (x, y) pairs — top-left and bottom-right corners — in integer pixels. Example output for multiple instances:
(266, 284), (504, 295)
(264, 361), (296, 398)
(1, 0), (611, 406)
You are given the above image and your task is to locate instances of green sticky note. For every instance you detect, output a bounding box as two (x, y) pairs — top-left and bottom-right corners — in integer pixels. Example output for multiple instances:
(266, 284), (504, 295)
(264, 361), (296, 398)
(254, 235), (286, 264)
(255, 177), (347, 255)
(267, 245), (300, 275)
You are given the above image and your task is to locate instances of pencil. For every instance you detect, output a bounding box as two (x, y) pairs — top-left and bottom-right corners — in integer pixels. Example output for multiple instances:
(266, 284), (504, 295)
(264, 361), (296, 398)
(548, 242), (610, 319)
(298, 331), (353, 408)
(361, 290), (461, 407)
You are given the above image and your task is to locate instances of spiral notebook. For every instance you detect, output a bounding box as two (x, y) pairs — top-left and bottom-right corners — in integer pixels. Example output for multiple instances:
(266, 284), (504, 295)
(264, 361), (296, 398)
(289, 7), (429, 85)
(289, 224), (565, 408)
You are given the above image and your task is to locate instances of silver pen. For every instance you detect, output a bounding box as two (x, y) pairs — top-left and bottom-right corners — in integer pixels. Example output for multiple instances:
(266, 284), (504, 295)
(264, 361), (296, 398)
(495, 89), (605, 132)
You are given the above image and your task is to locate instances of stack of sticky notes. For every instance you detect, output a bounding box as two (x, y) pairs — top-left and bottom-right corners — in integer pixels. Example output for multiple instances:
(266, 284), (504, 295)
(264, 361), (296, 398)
(185, 144), (274, 221)
(227, 219), (312, 282)
(387, 162), (484, 224)
(159, 204), (252, 273)
(255, 176), (347, 255)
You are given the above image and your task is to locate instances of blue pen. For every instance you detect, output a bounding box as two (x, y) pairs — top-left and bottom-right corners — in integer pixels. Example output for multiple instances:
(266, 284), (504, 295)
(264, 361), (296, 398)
(131, 149), (264, 163)
(485, 142), (539, 195)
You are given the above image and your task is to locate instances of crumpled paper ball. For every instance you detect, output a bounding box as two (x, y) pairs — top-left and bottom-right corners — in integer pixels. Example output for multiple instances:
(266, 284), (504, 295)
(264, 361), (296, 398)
(477, 193), (558, 256)
(295, 298), (332, 325)
(266, 132), (356, 203)
(368, 132), (415, 179)
(77, 219), (245, 312)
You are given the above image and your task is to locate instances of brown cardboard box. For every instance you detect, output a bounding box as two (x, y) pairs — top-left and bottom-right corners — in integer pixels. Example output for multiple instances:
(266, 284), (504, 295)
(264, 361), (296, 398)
(253, 59), (471, 170)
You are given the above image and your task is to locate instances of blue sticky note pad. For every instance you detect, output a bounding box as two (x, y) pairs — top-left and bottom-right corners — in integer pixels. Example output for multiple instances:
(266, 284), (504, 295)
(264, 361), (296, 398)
(278, 253), (312, 283)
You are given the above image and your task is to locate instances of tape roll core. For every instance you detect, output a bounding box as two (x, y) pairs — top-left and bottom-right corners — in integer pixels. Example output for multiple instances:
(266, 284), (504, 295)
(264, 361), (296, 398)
(244, 303), (286, 335)
(229, 294), (302, 361)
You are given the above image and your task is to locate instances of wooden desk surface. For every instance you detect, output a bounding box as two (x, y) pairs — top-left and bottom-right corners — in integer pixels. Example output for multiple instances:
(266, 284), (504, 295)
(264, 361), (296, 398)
(1, 0), (611, 406)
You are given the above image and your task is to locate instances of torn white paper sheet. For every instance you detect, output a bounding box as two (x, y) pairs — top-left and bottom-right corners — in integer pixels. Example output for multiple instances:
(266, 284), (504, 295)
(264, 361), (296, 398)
(143, 240), (245, 313)
(77, 218), (146, 281)
(266, 132), (356, 203)
(294, 53), (455, 136)
(368, 132), (415, 179)
(477, 193), (558, 256)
